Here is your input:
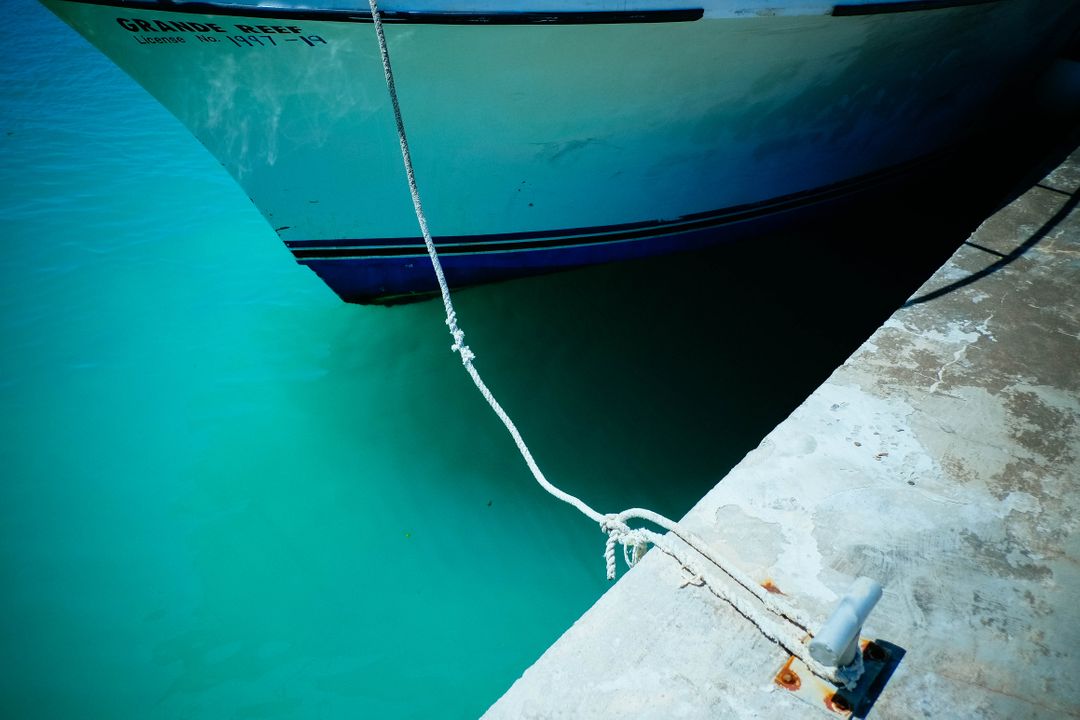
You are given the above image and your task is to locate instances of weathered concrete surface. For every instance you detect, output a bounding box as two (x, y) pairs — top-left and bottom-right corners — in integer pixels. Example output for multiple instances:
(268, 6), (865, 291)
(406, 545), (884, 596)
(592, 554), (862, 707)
(484, 144), (1080, 719)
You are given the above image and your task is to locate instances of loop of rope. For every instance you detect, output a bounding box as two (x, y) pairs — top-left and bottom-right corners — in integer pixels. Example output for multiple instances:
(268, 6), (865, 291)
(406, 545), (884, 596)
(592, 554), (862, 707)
(364, 0), (844, 686)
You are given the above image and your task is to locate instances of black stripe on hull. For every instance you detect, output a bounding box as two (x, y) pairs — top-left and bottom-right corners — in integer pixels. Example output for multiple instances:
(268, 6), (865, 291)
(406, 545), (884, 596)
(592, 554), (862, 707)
(832, 0), (1000, 16)
(47, 0), (704, 24)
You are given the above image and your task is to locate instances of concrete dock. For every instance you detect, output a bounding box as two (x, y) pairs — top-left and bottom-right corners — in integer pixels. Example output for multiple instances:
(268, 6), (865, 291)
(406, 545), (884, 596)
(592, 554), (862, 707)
(484, 141), (1080, 719)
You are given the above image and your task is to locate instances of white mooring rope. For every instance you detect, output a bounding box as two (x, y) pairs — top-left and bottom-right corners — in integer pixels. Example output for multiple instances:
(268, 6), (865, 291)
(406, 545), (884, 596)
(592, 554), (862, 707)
(364, 0), (841, 685)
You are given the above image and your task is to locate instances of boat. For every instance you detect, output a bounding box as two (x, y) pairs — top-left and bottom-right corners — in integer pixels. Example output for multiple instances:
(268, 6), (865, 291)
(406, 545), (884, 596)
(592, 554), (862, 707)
(39, 0), (1080, 304)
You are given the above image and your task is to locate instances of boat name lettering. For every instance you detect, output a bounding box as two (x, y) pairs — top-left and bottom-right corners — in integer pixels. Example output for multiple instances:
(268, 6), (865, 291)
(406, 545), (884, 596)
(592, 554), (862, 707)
(115, 18), (305, 35)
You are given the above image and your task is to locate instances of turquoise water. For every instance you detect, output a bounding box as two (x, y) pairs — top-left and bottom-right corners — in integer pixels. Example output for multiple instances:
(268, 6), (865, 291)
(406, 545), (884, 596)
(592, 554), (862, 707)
(1, 5), (735, 718)
(3, 3), (1064, 719)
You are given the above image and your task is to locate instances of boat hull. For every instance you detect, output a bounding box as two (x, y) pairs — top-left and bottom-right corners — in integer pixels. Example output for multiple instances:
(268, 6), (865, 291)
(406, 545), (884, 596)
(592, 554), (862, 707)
(40, 0), (1080, 303)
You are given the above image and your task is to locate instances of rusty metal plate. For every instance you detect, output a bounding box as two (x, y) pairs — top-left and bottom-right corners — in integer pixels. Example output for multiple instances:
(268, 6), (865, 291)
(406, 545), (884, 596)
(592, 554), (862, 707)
(774, 639), (904, 718)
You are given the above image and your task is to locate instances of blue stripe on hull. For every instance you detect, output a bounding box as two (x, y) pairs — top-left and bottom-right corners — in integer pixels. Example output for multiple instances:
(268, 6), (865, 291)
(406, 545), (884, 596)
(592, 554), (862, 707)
(305, 228), (713, 304)
(302, 192), (825, 304)
(297, 149), (932, 303)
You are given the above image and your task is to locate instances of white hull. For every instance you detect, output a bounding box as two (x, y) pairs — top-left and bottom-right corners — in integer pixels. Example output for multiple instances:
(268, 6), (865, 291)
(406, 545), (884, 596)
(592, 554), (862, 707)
(41, 0), (1080, 301)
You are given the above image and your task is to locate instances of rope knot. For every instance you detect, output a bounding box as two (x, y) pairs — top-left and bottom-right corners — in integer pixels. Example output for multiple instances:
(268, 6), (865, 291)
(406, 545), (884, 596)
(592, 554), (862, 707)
(447, 325), (475, 363)
(601, 516), (650, 580)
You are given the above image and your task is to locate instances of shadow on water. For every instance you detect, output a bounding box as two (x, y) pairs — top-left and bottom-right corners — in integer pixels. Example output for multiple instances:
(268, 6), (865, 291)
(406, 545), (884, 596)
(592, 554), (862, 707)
(363, 106), (1080, 524)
